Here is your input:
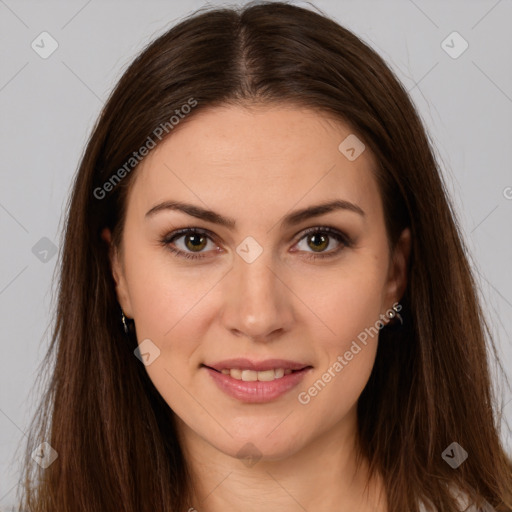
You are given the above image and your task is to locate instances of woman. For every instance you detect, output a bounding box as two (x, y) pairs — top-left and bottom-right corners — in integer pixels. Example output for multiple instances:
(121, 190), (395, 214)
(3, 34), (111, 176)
(17, 1), (512, 511)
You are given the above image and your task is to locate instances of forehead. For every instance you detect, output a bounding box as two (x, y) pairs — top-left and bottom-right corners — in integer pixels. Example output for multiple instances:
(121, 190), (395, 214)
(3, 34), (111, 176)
(126, 104), (382, 224)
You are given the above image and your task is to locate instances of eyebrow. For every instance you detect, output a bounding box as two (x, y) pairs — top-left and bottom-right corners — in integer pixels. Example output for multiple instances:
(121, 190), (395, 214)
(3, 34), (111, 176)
(145, 199), (365, 229)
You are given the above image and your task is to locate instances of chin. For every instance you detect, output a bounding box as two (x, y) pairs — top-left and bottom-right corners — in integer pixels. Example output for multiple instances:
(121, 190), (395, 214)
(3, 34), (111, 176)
(207, 428), (307, 463)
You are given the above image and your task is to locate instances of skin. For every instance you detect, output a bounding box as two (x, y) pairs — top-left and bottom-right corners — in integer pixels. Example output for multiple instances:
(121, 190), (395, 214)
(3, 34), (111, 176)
(102, 103), (411, 512)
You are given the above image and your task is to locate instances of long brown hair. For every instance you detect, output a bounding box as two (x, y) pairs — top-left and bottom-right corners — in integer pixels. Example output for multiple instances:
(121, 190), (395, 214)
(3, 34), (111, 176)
(17, 2), (512, 511)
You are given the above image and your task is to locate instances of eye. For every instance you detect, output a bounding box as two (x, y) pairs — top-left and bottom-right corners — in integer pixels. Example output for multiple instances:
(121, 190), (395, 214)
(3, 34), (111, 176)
(293, 226), (352, 260)
(160, 228), (218, 260)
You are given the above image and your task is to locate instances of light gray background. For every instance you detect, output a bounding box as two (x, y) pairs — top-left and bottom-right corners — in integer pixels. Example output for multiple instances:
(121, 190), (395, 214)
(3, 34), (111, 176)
(1, 0), (511, 508)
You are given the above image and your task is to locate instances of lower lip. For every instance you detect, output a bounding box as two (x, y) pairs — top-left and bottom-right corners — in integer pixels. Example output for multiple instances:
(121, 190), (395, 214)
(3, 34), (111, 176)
(203, 366), (311, 403)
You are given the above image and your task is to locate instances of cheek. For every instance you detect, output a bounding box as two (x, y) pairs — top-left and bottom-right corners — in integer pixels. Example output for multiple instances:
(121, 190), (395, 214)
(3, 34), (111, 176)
(123, 240), (218, 341)
(121, 243), (215, 413)
(292, 259), (385, 411)
(296, 290), (381, 422)
(297, 258), (386, 345)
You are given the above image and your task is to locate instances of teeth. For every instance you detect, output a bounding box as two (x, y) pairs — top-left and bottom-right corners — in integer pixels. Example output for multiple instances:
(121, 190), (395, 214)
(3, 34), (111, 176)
(219, 368), (296, 381)
(242, 370), (258, 381)
(230, 368), (242, 379)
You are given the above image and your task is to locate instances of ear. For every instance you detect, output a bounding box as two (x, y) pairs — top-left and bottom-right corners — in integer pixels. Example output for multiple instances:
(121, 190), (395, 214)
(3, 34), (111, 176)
(383, 227), (411, 309)
(101, 227), (134, 318)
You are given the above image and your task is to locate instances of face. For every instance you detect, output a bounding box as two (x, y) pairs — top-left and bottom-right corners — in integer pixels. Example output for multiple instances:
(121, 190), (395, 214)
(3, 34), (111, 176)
(103, 103), (410, 463)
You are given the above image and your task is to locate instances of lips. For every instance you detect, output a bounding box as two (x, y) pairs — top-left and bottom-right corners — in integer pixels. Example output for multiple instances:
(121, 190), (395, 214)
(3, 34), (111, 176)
(201, 358), (313, 403)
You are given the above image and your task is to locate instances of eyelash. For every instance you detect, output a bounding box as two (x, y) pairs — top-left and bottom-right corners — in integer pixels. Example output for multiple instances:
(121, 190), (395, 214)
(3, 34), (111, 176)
(160, 226), (352, 261)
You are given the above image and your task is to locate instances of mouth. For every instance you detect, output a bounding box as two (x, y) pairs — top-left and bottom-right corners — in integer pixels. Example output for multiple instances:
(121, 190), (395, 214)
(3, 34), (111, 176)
(201, 360), (313, 403)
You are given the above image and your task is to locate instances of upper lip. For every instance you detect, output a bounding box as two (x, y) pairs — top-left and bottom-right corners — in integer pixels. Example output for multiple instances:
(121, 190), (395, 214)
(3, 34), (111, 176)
(203, 358), (312, 372)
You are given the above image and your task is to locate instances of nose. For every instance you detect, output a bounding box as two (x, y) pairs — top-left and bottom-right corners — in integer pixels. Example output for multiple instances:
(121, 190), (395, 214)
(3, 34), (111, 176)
(219, 248), (295, 342)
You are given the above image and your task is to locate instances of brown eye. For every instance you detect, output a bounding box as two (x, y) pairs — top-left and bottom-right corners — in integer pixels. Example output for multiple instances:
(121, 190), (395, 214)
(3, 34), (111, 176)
(161, 228), (218, 260)
(294, 227), (351, 260)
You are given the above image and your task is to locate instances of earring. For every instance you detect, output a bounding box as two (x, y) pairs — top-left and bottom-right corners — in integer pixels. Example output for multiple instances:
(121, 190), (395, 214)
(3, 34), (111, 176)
(121, 309), (130, 334)
(386, 303), (404, 331)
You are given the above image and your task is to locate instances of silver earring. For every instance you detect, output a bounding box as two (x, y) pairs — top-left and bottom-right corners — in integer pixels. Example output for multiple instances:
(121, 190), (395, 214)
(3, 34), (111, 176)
(121, 310), (130, 334)
(387, 303), (404, 331)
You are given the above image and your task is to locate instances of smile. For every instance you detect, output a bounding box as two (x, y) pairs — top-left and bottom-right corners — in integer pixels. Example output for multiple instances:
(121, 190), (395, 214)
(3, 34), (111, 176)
(201, 363), (312, 403)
